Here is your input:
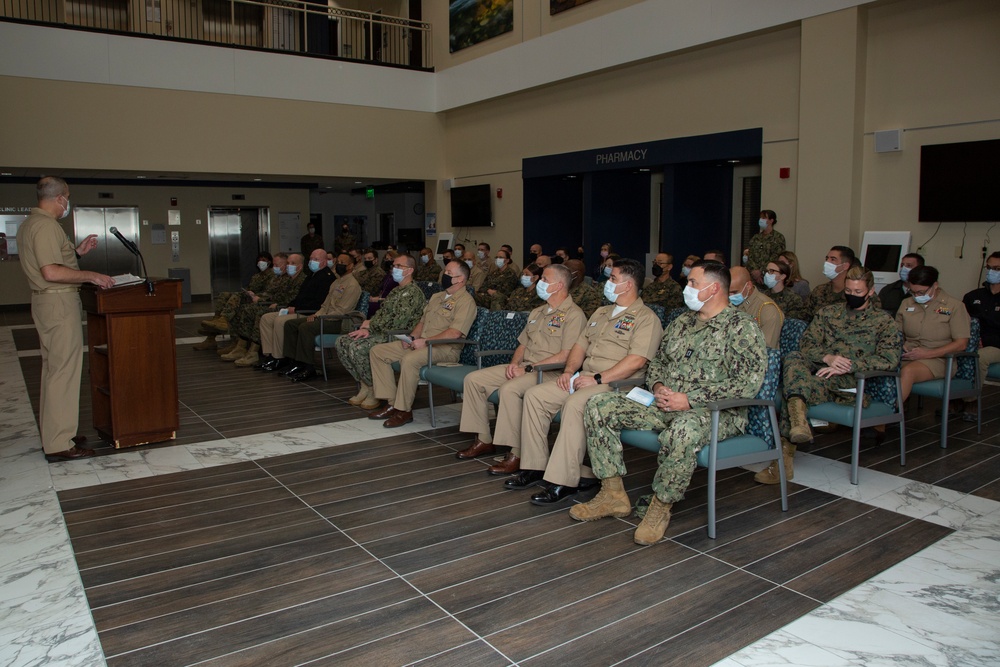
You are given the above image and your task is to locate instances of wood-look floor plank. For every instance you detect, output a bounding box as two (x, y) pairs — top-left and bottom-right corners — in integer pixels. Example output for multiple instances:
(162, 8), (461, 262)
(406, 641), (514, 667)
(928, 449), (1000, 495)
(303, 619), (485, 667)
(56, 461), (264, 503)
(900, 443), (1000, 485)
(276, 447), (466, 495)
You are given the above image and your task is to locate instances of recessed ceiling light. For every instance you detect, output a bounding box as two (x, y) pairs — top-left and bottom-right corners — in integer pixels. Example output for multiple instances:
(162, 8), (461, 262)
(355, 181), (363, 184)
(253, 178), (262, 182)
(1, 172), (12, 176)
(136, 175), (146, 179)
(727, 159), (740, 164)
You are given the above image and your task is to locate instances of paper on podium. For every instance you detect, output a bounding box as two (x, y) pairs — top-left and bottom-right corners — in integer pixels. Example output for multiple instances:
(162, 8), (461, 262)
(111, 273), (144, 287)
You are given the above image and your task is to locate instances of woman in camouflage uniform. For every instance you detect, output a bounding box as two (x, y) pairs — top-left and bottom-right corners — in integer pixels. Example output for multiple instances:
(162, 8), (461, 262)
(492, 263), (544, 311)
(762, 260), (809, 322)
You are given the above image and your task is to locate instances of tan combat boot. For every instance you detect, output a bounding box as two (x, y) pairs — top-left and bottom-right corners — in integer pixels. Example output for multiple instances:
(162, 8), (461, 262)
(360, 392), (382, 410)
(570, 477), (632, 521)
(217, 338), (238, 356)
(234, 343), (260, 366)
(633, 496), (673, 545)
(210, 316), (229, 332)
(221, 339), (248, 360)
(754, 438), (796, 484)
(348, 384), (372, 406)
(788, 397), (813, 444)
(192, 335), (218, 351)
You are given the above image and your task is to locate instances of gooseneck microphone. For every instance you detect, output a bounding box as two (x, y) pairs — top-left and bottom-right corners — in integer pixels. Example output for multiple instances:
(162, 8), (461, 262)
(109, 227), (155, 295)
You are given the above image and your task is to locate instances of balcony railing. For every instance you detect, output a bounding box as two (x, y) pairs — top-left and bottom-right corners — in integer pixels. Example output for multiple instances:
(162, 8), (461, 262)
(1, 0), (433, 70)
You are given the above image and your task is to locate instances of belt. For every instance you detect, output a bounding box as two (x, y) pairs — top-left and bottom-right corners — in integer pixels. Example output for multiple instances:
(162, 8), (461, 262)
(32, 287), (80, 295)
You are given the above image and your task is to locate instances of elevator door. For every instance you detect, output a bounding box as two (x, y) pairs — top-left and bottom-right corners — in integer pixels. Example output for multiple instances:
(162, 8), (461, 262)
(74, 207), (141, 277)
(208, 208), (264, 296)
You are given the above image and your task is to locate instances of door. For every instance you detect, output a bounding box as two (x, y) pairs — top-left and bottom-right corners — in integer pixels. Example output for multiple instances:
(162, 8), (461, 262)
(208, 208), (265, 296)
(74, 207), (141, 277)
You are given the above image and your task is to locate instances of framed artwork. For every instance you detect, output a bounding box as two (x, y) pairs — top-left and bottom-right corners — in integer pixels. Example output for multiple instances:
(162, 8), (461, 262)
(449, 0), (514, 53)
(551, 0), (595, 15)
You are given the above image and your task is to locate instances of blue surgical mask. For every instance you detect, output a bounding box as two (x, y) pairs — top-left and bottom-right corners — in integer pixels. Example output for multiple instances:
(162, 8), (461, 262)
(899, 266), (911, 282)
(520, 275), (533, 288)
(987, 269), (1000, 285)
(603, 279), (620, 303)
(681, 265), (692, 278)
(603, 265), (612, 278)
(287, 264), (298, 277)
(257, 261), (269, 272)
(913, 289), (933, 305)
(391, 267), (405, 283)
(308, 260), (322, 273)
(763, 273), (778, 289)
(327, 260), (335, 269)
(421, 255), (430, 264)
(728, 289), (746, 307)
(536, 279), (552, 301)
(758, 218), (767, 229)
(495, 257), (505, 269)
(273, 266), (283, 275)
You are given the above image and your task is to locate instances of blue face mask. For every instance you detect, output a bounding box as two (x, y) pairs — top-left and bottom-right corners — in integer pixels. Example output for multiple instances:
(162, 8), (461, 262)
(763, 273), (778, 289)
(899, 266), (912, 282)
(603, 265), (612, 278)
(308, 260), (322, 273)
(728, 291), (746, 307)
(758, 218), (767, 230)
(273, 266), (283, 275)
(520, 275), (533, 288)
(536, 279), (552, 301)
(287, 264), (298, 277)
(391, 267), (405, 283)
(603, 279), (620, 303)
(986, 269), (1000, 285)
(913, 288), (934, 304)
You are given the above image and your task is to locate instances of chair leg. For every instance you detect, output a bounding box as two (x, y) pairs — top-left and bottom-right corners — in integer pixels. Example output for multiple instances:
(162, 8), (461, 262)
(851, 425), (861, 486)
(707, 461), (717, 540)
(428, 379), (436, 428)
(321, 348), (328, 382)
(939, 402), (949, 449)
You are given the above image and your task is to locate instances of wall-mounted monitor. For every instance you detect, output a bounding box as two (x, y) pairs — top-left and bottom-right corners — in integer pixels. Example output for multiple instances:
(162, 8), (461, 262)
(919, 138), (1000, 222)
(450, 184), (493, 227)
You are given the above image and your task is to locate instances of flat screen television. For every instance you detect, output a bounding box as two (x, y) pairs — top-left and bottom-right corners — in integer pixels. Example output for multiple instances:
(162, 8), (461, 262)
(450, 184), (493, 227)
(919, 138), (1000, 222)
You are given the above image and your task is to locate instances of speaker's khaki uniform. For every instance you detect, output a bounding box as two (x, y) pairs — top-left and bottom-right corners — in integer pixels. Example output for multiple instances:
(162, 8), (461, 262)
(520, 299), (662, 487)
(17, 208), (84, 455)
(460, 297), (586, 452)
(370, 288), (477, 411)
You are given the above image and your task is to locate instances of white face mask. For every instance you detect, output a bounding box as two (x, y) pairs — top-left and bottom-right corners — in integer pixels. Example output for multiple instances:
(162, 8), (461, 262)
(465, 260), (474, 269)
(603, 279), (621, 303)
(520, 275), (533, 289)
(823, 261), (841, 280)
(495, 257), (505, 269)
(758, 218), (767, 229)
(257, 261), (269, 272)
(536, 279), (553, 301)
(477, 251), (486, 260)
(683, 284), (711, 311)
(60, 197), (71, 220)
(681, 265), (692, 277)
(899, 265), (912, 282)
(763, 272), (779, 289)
(987, 269), (1000, 285)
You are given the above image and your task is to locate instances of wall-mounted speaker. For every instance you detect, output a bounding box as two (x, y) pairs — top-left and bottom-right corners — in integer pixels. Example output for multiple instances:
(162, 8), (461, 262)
(874, 129), (902, 153)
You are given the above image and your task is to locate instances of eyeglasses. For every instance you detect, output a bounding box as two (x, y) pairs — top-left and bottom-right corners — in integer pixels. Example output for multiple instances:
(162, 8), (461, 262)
(910, 287), (933, 297)
(765, 268), (782, 275)
(392, 263), (409, 269)
(987, 264), (1000, 271)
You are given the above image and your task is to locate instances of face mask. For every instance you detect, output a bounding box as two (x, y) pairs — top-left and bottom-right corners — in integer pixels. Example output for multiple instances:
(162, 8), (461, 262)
(845, 293), (868, 310)
(520, 275), (533, 288)
(823, 261), (841, 280)
(681, 265), (692, 278)
(465, 260), (474, 269)
(741, 254), (749, 265)
(308, 260), (322, 273)
(536, 279), (552, 301)
(603, 265), (612, 278)
(600, 250), (609, 259)
(273, 266), (284, 276)
(728, 287), (746, 307)
(391, 267), (405, 283)
(899, 266), (912, 282)
(420, 255), (430, 264)
(495, 257), (506, 269)
(287, 265), (298, 277)
(763, 273), (778, 289)
(327, 260), (335, 269)
(307, 227), (315, 235)
(528, 253), (538, 263)
(257, 261), (269, 272)
(60, 198), (71, 220)
(683, 284), (709, 312)
(758, 218), (767, 230)
(913, 289), (934, 305)
(335, 263), (348, 276)
(441, 273), (454, 290)
(477, 251), (486, 260)
(651, 264), (664, 278)
(603, 279), (621, 304)
(987, 269), (1000, 285)
(364, 260), (375, 269)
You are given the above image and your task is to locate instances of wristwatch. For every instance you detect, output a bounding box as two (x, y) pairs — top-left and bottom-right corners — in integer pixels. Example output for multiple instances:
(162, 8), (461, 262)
(594, 373), (603, 384)
(524, 364), (534, 373)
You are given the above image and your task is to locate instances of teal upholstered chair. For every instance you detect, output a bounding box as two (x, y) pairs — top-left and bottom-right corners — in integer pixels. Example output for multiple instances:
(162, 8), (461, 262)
(664, 307), (687, 328)
(416, 281), (444, 301)
(910, 317), (982, 449)
(618, 348), (787, 539)
(314, 291), (370, 381)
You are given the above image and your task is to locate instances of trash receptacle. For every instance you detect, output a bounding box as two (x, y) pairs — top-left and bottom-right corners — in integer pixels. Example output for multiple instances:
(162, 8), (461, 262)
(168, 268), (192, 303)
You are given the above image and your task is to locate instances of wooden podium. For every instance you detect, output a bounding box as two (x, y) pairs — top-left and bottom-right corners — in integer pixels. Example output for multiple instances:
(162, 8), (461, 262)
(81, 279), (182, 448)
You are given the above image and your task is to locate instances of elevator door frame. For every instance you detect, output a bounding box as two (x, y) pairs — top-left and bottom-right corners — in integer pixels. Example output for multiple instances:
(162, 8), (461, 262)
(74, 206), (141, 277)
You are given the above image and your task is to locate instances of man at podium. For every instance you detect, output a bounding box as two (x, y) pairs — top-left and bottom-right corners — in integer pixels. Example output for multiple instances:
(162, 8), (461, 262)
(17, 177), (115, 461)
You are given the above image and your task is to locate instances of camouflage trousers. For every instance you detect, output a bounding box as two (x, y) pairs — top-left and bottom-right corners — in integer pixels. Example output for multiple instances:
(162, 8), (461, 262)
(335, 332), (393, 387)
(782, 351), (870, 437)
(584, 392), (744, 504)
(215, 291), (247, 321)
(231, 302), (276, 343)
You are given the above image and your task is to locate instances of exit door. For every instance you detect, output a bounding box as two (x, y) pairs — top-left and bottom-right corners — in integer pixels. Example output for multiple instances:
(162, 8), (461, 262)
(74, 207), (141, 277)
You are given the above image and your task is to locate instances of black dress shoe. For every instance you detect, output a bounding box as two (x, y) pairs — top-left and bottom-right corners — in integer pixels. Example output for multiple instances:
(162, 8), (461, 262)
(281, 364), (305, 377)
(530, 484), (578, 505)
(578, 478), (599, 491)
(504, 470), (544, 489)
(45, 446), (97, 462)
(289, 368), (317, 382)
(253, 355), (275, 370)
(257, 358), (280, 372)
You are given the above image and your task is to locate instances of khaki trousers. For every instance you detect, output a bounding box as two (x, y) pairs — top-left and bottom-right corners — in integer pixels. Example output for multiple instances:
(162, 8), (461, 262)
(460, 366), (559, 452)
(370, 341), (460, 411)
(965, 345), (1000, 403)
(32, 292), (84, 454)
(520, 380), (610, 487)
(259, 311), (301, 356)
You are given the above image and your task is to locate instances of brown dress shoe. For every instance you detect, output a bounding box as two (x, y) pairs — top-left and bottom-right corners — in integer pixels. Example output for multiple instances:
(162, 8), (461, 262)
(384, 410), (413, 428)
(46, 446), (97, 462)
(368, 404), (394, 419)
(488, 453), (520, 475)
(456, 438), (496, 460)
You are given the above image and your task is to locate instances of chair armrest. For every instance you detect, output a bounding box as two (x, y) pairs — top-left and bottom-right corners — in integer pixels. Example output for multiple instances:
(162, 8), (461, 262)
(943, 350), (978, 359)
(296, 309), (317, 316)
(425, 337), (477, 348)
(476, 349), (516, 359)
(706, 397), (776, 411)
(854, 370), (899, 380)
(609, 378), (645, 391)
(531, 362), (566, 373)
(384, 328), (411, 336)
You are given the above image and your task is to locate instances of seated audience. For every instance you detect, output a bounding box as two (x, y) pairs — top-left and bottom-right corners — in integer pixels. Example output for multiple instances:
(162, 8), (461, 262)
(729, 266), (784, 348)
(463, 250), (487, 290)
(640, 252), (684, 311)
(675, 254), (700, 288)
(527, 243), (543, 265)
(779, 250), (810, 298)
(356, 248), (385, 297)
(960, 252), (1000, 419)
(703, 249), (727, 266)
(196, 251), (273, 350)
(368, 250), (400, 317)
(762, 260), (809, 321)
(880, 253), (925, 317)
(474, 247), (519, 307)
(500, 243), (520, 274)
(492, 263), (544, 311)
(415, 247), (443, 282)
(564, 258), (602, 318)
(806, 246), (881, 318)
(222, 253), (305, 363)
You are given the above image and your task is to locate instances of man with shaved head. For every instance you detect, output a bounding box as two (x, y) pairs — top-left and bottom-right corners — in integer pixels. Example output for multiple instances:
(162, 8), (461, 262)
(729, 266), (784, 348)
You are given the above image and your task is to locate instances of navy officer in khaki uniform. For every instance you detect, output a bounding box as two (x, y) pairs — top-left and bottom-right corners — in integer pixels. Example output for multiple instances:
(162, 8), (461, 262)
(17, 176), (115, 460)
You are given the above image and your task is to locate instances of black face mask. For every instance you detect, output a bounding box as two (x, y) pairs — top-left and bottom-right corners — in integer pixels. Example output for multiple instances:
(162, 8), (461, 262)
(651, 264), (664, 278)
(528, 253), (538, 263)
(335, 263), (348, 276)
(364, 260), (375, 269)
(441, 274), (454, 290)
(551, 256), (564, 265)
(845, 293), (868, 310)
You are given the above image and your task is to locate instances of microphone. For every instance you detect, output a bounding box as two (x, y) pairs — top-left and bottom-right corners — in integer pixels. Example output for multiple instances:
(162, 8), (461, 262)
(109, 227), (154, 295)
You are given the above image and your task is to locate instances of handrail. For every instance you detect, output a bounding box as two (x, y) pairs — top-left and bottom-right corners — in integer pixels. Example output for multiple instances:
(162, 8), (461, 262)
(1, 0), (433, 70)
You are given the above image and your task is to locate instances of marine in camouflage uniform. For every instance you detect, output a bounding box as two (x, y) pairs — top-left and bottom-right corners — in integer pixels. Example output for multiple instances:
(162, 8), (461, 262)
(357, 264), (386, 297)
(746, 229), (786, 279)
(584, 306), (767, 504)
(415, 258), (443, 282)
(231, 271), (304, 343)
(335, 282), (426, 387)
(213, 268), (274, 322)
(474, 264), (519, 308)
(806, 280), (881, 320)
(569, 282), (602, 319)
(764, 287), (809, 322)
(640, 278), (684, 311)
(491, 284), (543, 312)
